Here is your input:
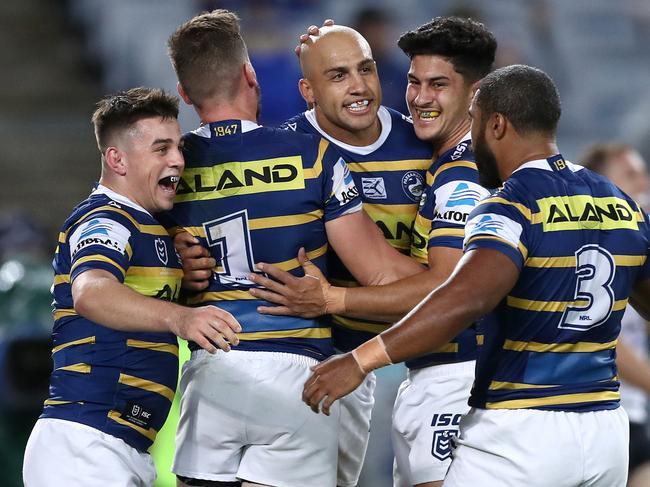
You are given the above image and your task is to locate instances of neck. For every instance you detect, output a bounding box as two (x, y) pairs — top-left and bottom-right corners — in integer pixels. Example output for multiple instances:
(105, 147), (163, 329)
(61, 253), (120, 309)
(314, 108), (381, 147)
(196, 95), (258, 125)
(435, 118), (472, 157)
(500, 137), (560, 181)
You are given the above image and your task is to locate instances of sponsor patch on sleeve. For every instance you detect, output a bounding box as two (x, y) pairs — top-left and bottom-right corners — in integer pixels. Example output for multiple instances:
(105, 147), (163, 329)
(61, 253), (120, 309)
(69, 217), (130, 259)
(433, 181), (489, 225)
(464, 212), (523, 249)
(332, 158), (359, 206)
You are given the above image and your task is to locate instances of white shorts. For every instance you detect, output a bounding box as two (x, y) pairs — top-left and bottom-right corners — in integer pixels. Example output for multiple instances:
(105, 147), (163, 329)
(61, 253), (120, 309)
(392, 360), (474, 486)
(173, 349), (340, 487)
(23, 418), (156, 487)
(444, 406), (629, 487)
(337, 371), (376, 487)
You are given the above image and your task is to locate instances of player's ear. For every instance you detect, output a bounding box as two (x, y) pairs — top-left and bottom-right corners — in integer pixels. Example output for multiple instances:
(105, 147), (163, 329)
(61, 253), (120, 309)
(177, 83), (193, 106)
(104, 146), (127, 176)
(492, 112), (507, 140)
(299, 78), (315, 106)
(243, 62), (258, 88)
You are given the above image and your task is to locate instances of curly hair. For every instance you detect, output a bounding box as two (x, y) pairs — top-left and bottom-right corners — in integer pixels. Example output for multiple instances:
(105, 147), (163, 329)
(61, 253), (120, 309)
(397, 16), (497, 82)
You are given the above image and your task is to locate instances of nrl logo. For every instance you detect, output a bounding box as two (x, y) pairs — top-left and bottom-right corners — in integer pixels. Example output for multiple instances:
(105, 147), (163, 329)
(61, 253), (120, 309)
(155, 237), (168, 265)
(431, 429), (457, 461)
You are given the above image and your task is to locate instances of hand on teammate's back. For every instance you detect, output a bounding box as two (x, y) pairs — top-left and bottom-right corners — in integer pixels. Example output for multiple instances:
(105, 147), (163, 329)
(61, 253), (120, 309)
(174, 231), (215, 291)
(172, 305), (241, 354)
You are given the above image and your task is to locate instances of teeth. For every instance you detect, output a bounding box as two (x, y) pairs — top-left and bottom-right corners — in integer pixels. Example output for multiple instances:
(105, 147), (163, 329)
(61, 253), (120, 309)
(169, 176), (179, 183)
(347, 100), (369, 110)
(419, 110), (441, 119)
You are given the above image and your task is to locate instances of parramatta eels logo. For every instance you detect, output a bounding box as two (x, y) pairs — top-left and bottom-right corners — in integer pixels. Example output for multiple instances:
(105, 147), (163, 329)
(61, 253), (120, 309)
(155, 238), (168, 265)
(447, 183), (482, 207)
(431, 429), (457, 461)
(402, 171), (425, 202)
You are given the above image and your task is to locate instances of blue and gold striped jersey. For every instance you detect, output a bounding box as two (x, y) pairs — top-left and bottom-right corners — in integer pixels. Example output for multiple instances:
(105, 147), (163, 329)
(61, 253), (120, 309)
(166, 119), (362, 360)
(43, 186), (182, 452)
(281, 107), (433, 351)
(407, 135), (490, 369)
(464, 155), (650, 412)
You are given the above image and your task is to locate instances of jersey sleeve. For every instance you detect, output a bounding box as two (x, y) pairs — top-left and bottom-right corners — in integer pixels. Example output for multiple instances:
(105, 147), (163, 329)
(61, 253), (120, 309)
(67, 211), (133, 283)
(321, 143), (363, 221)
(637, 210), (650, 281)
(463, 193), (532, 270)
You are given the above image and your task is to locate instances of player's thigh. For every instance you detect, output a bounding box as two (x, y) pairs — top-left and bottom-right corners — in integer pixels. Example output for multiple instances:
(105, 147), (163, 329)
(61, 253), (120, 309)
(173, 350), (250, 482)
(392, 363), (473, 486)
(236, 353), (340, 487)
(337, 371), (376, 487)
(582, 407), (628, 487)
(24, 418), (155, 487)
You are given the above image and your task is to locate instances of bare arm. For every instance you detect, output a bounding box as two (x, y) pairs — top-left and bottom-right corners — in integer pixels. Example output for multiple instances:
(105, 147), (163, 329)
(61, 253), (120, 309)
(630, 277), (650, 321)
(325, 210), (423, 286)
(72, 269), (241, 353)
(616, 339), (650, 394)
(303, 248), (520, 413)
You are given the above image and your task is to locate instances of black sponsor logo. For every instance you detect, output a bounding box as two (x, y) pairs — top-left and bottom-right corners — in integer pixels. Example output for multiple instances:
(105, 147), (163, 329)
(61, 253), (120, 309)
(177, 164), (299, 194)
(375, 220), (413, 242)
(338, 186), (359, 205)
(433, 210), (470, 223)
(72, 237), (121, 257)
(546, 202), (633, 224)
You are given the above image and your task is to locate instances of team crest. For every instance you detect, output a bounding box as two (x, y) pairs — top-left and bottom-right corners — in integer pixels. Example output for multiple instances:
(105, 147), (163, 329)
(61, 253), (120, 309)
(402, 171), (425, 202)
(155, 238), (168, 265)
(431, 429), (457, 461)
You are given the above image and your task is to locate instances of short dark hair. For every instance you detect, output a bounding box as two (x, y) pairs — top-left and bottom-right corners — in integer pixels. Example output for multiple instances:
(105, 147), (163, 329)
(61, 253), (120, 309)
(580, 142), (633, 174)
(168, 9), (247, 107)
(397, 16), (496, 82)
(91, 87), (179, 152)
(475, 64), (561, 136)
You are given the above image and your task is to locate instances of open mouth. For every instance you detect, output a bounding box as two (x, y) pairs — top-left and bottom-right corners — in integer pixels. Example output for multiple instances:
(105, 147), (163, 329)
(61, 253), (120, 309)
(345, 99), (371, 113)
(158, 175), (179, 192)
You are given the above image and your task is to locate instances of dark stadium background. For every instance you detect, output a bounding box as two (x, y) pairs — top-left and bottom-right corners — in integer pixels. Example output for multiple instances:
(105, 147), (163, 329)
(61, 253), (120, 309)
(1, 1), (649, 486)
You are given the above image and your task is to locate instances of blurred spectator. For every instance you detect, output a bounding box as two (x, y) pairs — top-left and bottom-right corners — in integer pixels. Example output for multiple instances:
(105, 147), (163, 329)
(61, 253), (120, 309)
(580, 143), (650, 487)
(353, 6), (409, 113)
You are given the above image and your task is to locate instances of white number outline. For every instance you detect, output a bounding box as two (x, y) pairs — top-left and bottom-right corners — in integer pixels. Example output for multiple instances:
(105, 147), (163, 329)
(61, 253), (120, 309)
(559, 244), (616, 331)
(203, 209), (257, 288)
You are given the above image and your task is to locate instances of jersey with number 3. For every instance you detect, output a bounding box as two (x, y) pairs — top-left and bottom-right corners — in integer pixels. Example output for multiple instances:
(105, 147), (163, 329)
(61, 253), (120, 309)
(166, 120), (362, 361)
(464, 155), (650, 412)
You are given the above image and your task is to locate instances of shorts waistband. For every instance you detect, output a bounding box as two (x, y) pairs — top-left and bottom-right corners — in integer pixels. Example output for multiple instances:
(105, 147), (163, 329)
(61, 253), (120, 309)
(190, 348), (319, 367)
(407, 360), (476, 381)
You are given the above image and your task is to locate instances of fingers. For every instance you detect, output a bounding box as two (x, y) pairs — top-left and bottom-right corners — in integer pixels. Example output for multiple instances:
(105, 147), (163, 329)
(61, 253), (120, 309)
(249, 287), (288, 305)
(248, 272), (293, 295)
(193, 335), (218, 354)
(256, 305), (292, 316)
(173, 231), (198, 248)
(255, 262), (297, 284)
(207, 307), (241, 346)
(322, 19), (335, 26)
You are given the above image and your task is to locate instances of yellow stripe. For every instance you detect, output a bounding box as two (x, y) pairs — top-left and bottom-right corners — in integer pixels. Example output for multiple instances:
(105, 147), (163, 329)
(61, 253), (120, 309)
(107, 410), (157, 441)
(58, 232), (66, 243)
(126, 339), (179, 356)
(63, 205), (140, 239)
(52, 336), (95, 354)
(53, 274), (70, 285)
(526, 254), (647, 268)
(249, 210), (324, 230)
(502, 339), (617, 353)
(239, 327), (331, 341)
(431, 161), (478, 186)
(118, 373), (175, 402)
(476, 334), (484, 346)
(44, 399), (79, 406)
(433, 343), (459, 353)
(334, 315), (390, 334)
(489, 381), (559, 390)
(125, 242), (133, 260)
(429, 228), (465, 239)
(476, 196), (533, 222)
(55, 363), (91, 373)
(53, 308), (78, 320)
(70, 255), (126, 278)
(125, 267), (184, 278)
(485, 390), (620, 409)
(188, 290), (256, 305)
(507, 296), (628, 313)
(139, 224), (169, 236)
(363, 203), (420, 216)
(465, 235), (529, 260)
(347, 159), (431, 172)
(304, 138), (328, 179)
(273, 244), (329, 271)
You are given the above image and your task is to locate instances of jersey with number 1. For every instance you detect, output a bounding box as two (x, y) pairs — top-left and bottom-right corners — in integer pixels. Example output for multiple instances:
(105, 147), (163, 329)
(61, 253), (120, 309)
(281, 107), (433, 351)
(166, 119), (362, 361)
(464, 155), (650, 412)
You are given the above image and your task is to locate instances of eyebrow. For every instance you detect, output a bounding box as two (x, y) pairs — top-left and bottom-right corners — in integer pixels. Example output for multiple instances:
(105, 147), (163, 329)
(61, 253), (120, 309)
(407, 73), (450, 83)
(151, 138), (174, 147)
(324, 58), (375, 76)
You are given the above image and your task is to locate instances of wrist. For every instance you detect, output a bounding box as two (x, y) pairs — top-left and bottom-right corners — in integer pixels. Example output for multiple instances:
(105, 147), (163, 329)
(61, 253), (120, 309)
(351, 335), (393, 374)
(325, 286), (346, 315)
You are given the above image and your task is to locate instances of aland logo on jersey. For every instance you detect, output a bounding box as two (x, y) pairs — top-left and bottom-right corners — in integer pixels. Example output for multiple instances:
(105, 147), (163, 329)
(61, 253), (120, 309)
(175, 157), (305, 201)
(537, 195), (638, 232)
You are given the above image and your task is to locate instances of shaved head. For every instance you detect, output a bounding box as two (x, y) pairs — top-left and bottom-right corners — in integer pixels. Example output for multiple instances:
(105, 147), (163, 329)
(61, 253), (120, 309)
(299, 26), (373, 79)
